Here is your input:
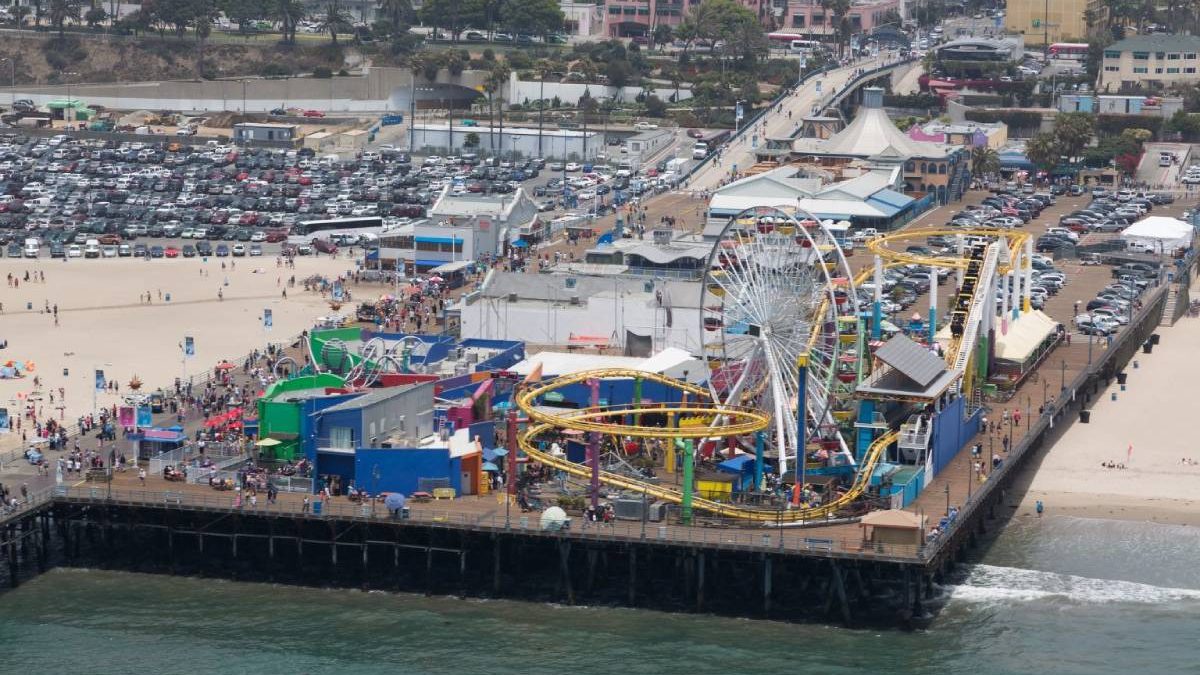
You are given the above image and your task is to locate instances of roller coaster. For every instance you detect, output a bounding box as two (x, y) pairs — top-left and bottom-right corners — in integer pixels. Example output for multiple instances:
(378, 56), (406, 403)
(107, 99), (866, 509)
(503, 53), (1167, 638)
(511, 206), (1036, 523)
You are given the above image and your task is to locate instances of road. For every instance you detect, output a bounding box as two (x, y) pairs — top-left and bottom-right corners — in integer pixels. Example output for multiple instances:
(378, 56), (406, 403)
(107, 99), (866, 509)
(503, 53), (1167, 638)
(686, 56), (893, 192)
(1136, 143), (1193, 189)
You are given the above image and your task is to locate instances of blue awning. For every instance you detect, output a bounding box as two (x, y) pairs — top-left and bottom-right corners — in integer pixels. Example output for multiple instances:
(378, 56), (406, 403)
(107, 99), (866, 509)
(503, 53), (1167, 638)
(414, 259), (444, 267)
(415, 236), (463, 245)
(511, 239), (529, 248)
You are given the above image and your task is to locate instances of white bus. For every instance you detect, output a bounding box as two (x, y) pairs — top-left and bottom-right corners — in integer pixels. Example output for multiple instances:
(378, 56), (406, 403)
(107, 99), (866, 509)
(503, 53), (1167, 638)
(790, 39), (822, 55)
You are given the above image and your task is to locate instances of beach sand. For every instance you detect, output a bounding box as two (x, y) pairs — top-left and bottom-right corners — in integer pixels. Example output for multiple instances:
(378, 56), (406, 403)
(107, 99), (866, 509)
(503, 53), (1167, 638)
(0, 254), (357, 450)
(1020, 282), (1200, 526)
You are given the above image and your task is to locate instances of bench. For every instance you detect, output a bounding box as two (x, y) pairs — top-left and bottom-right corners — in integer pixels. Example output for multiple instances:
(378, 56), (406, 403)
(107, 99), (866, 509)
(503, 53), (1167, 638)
(432, 487), (457, 500)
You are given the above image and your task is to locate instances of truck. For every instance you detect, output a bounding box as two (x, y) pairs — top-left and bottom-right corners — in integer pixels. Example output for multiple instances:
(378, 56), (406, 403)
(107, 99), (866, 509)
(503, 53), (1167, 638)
(692, 129), (732, 160)
(616, 158), (640, 177)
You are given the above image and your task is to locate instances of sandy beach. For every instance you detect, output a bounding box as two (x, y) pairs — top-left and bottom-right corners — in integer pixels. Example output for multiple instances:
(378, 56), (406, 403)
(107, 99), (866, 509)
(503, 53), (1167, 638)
(0, 254), (357, 451)
(1020, 281), (1200, 526)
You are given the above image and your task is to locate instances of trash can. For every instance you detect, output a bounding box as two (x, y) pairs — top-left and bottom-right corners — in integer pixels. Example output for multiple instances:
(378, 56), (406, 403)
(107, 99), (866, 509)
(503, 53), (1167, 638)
(26, 301), (32, 310)
(1080, 410), (1091, 424)
(400, 507), (410, 520)
(313, 500), (323, 515)
(1150, 333), (1160, 346)
(1142, 342), (1153, 354)
(1116, 372), (1128, 385)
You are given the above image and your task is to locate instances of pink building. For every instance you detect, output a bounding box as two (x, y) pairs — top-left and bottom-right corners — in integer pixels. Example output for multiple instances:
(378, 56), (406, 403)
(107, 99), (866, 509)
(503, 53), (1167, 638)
(602, 0), (898, 38)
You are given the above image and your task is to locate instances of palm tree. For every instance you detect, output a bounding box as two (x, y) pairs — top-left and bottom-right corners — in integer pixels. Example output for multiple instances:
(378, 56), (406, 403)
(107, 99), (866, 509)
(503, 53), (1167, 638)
(323, 0), (351, 46)
(971, 146), (1000, 179)
(535, 59), (552, 158)
(489, 62), (511, 157)
(406, 51), (439, 152)
(276, 0), (306, 44)
(48, 0), (81, 38)
(820, 0), (851, 58)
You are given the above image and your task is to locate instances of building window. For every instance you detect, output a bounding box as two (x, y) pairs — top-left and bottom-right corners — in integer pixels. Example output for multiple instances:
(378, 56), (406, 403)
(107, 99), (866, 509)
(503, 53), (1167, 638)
(919, 162), (927, 173)
(939, 164), (947, 174)
(1155, 52), (1165, 59)
(1186, 67), (1197, 74)
(1103, 50), (1119, 59)
(622, 7), (635, 13)
(1155, 68), (1163, 74)
(791, 15), (805, 27)
(329, 426), (354, 450)
(905, 161), (915, 171)
(609, 6), (620, 13)
(1169, 53), (1181, 60)
(1133, 67), (1148, 73)
(1104, 66), (1119, 72)
(1187, 53), (1198, 60)
(1167, 67), (1180, 73)
(1132, 51), (1149, 59)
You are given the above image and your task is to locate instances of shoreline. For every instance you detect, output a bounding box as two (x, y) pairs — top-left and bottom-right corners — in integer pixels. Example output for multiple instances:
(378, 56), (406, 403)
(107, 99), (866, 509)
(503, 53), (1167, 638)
(1016, 490), (1200, 527)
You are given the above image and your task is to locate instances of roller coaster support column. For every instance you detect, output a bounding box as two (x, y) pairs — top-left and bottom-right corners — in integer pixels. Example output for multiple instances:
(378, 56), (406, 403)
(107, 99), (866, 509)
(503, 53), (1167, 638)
(1000, 264), (1009, 334)
(1023, 236), (1034, 313)
(955, 237), (964, 288)
(872, 255), (883, 340)
(588, 377), (601, 510)
(681, 439), (695, 525)
(793, 354), (809, 508)
(928, 266), (938, 344)
(633, 376), (643, 427)
(754, 431), (765, 492)
(506, 405), (518, 497)
(1012, 244), (1023, 320)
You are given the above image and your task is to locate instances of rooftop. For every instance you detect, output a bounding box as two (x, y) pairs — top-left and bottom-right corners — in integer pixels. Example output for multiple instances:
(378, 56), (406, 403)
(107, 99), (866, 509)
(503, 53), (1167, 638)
(1106, 34), (1200, 53)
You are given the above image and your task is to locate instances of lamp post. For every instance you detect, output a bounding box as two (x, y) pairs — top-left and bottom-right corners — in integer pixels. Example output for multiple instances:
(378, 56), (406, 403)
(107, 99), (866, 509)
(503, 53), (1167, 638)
(0, 59), (13, 108)
(371, 463), (381, 516)
(944, 482), (950, 517)
(1060, 359), (1067, 393)
(1087, 312), (1094, 366)
(63, 71), (79, 127)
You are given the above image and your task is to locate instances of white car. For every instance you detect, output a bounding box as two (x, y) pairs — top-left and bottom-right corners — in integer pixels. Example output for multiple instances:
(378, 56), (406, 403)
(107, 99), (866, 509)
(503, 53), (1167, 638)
(67, 244), (82, 258)
(577, 190), (597, 200)
(565, 162), (581, 172)
(633, 122), (658, 130)
(1090, 307), (1129, 325)
(250, 230), (266, 242)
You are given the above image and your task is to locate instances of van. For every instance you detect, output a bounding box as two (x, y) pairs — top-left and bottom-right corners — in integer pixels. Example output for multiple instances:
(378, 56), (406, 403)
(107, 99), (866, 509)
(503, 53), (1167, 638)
(84, 239), (101, 258)
(692, 142), (709, 160)
(23, 238), (40, 258)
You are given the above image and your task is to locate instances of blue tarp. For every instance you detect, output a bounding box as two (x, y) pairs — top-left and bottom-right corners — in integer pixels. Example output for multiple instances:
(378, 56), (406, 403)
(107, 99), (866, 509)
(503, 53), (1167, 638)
(511, 240), (529, 248)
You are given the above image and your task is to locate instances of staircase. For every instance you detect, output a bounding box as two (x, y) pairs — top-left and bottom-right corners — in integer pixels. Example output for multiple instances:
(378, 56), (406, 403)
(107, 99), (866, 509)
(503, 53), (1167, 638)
(1161, 284), (1179, 327)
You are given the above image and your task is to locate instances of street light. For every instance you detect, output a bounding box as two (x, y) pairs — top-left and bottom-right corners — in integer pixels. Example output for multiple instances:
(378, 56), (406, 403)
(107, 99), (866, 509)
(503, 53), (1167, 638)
(241, 79), (248, 115)
(0, 58), (14, 107)
(63, 71), (79, 127)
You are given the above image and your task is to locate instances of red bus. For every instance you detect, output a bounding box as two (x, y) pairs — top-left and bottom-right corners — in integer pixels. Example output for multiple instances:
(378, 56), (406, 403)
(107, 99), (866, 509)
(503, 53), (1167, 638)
(767, 32), (807, 47)
(1048, 43), (1089, 61)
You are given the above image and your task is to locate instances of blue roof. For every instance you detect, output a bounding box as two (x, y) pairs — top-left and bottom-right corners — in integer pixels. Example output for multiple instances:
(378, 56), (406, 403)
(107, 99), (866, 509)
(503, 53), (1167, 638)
(415, 236), (463, 244)
(717, 455), (755, 473)
(865, 197), (905, 217)
(869, 189), (913, 208)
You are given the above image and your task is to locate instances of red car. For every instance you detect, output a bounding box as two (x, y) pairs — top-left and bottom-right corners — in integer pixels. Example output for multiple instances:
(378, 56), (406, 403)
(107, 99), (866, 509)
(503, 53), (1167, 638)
(164, 247), (180, 258)
(303, 109), (326, 118)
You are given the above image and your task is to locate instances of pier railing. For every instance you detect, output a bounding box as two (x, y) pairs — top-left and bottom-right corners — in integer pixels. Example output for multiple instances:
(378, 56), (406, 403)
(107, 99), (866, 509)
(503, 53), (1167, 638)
(41, 485), (925, 563)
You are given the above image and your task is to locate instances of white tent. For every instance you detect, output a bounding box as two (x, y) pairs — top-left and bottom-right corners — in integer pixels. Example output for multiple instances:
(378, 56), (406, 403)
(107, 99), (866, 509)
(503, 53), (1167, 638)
(1121, 216), (1193, 254)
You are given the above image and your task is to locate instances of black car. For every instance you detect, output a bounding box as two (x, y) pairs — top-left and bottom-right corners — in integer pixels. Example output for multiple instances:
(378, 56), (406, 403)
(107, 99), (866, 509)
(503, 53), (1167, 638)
(195, 241), (212, 256)
(149, 245), (164, 258)
(133, 243), (148, 257)
(5, 243), (20, 257)
(215, 244), (230, 257)
(182, 244), (197, 258)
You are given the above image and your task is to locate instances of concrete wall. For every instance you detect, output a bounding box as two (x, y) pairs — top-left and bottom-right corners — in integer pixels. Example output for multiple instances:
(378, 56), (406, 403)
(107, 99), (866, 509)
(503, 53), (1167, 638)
(507, 72), (692, 106)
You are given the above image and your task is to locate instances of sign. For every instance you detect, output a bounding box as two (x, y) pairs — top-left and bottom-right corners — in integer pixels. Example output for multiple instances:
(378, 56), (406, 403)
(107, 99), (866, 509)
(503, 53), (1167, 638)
(1032, 18), (1041, 27)
(136, 406), (153, 428)
(184, 336), (195, 358)
(94, 369), (106, 392)
(263, 308), (273, 329)
(735, 102), (745, 122)
(0, 407), (8, 432)
(119, 406), (135, 427)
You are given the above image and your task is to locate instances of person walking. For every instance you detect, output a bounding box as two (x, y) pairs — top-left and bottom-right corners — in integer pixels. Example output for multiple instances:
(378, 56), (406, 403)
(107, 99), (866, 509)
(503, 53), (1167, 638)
(138, 468), (146, 485)
(302, 496), (310, 513)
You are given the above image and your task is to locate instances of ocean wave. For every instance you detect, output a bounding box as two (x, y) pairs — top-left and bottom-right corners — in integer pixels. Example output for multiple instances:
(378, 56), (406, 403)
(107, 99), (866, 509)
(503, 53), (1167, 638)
(946, 564), (1200, 605)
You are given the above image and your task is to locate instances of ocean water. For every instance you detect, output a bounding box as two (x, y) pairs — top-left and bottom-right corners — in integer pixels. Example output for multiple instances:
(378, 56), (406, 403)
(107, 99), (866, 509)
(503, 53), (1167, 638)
(1, 515), (1199, 675)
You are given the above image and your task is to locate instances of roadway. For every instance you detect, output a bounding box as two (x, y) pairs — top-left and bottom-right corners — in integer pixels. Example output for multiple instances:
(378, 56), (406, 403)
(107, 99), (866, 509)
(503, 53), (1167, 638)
(1136, 143), (1193, 189)
(686, 55), (900, 192)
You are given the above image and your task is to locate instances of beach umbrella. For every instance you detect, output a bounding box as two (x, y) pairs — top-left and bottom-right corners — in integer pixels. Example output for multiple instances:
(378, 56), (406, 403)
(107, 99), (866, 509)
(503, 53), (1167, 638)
(482, 446), (497, 461)
(539, 506), (568, 530)
(492, 448), (508, 457)
(384, 493), (406, 511)
(482, 461), (500, 472)
(255, 438), (281, 447)
(215, 362), (235, 371)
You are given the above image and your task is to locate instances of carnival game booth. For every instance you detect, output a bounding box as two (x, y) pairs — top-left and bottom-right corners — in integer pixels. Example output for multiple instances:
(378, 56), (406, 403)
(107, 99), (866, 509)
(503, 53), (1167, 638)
(131, 426), (187, 461)
(987, 310), (1061, 386)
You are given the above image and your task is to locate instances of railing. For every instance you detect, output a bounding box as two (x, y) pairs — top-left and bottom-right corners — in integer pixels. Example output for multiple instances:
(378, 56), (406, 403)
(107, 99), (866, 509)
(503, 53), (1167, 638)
(43, 485), (923, 562)
(184, 452), (252, 485)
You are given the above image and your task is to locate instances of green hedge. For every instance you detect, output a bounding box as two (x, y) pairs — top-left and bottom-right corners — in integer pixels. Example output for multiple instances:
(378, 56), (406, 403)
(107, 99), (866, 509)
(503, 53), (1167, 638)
(1095, 114), (1162, 137)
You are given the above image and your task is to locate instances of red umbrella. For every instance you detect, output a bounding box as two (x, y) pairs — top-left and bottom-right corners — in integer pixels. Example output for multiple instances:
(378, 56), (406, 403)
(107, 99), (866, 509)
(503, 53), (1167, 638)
(214, 362), (236, 371)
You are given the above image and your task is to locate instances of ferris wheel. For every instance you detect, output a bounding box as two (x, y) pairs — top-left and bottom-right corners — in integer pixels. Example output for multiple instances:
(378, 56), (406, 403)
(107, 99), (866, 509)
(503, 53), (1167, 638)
(700, 206), (858, 475)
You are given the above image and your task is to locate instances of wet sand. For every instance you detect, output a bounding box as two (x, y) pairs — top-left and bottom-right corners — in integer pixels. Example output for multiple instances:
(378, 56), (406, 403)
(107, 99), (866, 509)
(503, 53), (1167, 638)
(0, 254), (354, 450)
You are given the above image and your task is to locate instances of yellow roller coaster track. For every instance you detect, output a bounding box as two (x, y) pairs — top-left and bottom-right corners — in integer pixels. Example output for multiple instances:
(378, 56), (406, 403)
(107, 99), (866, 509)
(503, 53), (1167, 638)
(866, 228), (1031, 274)
(516, 368), (899, 522)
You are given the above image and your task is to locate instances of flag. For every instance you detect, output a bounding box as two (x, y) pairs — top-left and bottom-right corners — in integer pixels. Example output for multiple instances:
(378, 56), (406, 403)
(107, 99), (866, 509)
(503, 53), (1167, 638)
(94, 369), (106, 392)
(523, 361), (543, 386)
(263, 308), (273, 329)
(184, 336), (195, 358)
(1127, 443), (1133, 462)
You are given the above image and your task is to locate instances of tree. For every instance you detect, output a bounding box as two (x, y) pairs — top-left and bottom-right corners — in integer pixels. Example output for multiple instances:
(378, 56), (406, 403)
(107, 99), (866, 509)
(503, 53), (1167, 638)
(49, 0), (82, 38)
(498, 0), (562, 38)
(1053, 112), (1095, 162)
(971, 146), (1000, 177)
(605, 59), (632, 88)
(273, 0), (305, 43)
(651, 23), (673, 50)
(322, 0), (351, 45)
(644, 94), (667, 118)
(377, 0), (413, 35)
(420, 0), (485, 41)
(821, 0), (851, 58)
(84, 5), (107, 28)
(463, 131), (480, 148)
(1025, 132), (1061, 172)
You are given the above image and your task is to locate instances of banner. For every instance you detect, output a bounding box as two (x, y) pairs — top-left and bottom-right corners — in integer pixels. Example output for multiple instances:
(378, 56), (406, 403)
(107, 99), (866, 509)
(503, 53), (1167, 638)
(136, 406), (153, 428)
(332, 282), (345, 303)
(0, 407), (8, 432)
(94, 369), (106, 392)
(118, 406), (135, 427)
(735, 101), (745, 122)
(184, 336), (195, 358)
(263, 308), (273, 329)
